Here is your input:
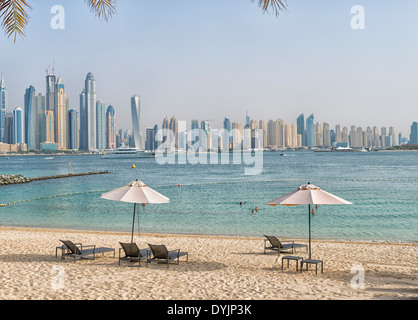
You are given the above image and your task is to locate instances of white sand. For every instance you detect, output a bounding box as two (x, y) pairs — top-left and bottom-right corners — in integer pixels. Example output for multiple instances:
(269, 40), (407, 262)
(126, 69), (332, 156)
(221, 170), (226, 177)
(0, 227), (416, 300)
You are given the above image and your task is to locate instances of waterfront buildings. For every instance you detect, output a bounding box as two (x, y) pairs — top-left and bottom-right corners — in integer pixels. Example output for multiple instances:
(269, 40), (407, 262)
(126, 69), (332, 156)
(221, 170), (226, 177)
(13, 107), (24, 145)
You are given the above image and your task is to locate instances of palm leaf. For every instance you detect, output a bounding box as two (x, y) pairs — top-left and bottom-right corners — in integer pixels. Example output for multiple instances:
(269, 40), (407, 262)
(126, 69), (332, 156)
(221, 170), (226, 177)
(254, 0), (288, 16)
(86, 0), (116, 22)
(0, 0), (31, 42)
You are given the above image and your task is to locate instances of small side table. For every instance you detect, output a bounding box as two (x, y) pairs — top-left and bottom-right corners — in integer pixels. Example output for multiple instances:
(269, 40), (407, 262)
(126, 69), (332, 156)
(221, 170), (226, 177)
(301, 259), (324, 275)
(281, 256), (304, 272)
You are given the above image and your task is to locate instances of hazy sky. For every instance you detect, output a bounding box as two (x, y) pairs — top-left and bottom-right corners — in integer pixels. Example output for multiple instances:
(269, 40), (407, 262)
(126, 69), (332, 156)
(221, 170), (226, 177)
(1, 0), (418, 134)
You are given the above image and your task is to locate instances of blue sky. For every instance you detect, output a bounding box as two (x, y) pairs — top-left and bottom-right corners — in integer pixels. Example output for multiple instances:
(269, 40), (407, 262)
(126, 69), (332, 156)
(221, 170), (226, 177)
(1, 0), (418, 134)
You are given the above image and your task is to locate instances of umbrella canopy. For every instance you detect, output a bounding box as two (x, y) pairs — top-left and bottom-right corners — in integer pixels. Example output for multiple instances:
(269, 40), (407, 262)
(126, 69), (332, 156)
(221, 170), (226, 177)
(268, 183), (352, 206)
(268, 183), (352, 259)
(102, 180), (170, 204)
(101, 180), (170, 243)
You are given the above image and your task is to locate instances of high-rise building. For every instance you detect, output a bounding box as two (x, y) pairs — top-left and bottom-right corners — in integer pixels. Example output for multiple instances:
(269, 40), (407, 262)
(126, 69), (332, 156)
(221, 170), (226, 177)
(46, 72), (56, 112)
(55, 77), (67, 150)
(45, 110), (55, 143)
(68, 109), (79, 150)
(306, 114), (314, 147)
(410, 122), (418, 144)
(13, 107), (24, 144)
(24, 86), (37, 150)
(96, 100), (106, 150)
(0, 76), (7, 143)
(145, 127), (155, 151)
(246, 110), (250, 127)
(297, 114), (305, 146)
(223, 117), (231, 150)
(85, 73), (97, 151)
(323, 122), (331, 147)
(131, 95), (141, 149)
(259, 119), (266, 148)
(79, 90), (86, 150)
(35, 94), (46, 147)
(4, 112), (14, 144)
(106, 105), (116, 150)
(169, 116), (178, 149)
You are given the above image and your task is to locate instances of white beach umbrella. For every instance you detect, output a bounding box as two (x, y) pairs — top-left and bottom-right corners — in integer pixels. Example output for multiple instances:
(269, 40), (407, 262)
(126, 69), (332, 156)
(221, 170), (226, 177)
(101, 180), (170, 243)
(268, 182), (352, 259)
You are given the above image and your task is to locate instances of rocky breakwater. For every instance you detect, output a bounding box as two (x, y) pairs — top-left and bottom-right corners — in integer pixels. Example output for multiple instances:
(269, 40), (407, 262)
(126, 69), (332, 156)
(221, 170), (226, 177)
(0, 174), (32, 185)
(0, 171), (109, 186)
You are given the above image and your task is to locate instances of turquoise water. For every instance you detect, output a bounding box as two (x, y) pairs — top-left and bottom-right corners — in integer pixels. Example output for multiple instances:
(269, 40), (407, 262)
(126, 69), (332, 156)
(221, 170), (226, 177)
(0, 151), (417, 242)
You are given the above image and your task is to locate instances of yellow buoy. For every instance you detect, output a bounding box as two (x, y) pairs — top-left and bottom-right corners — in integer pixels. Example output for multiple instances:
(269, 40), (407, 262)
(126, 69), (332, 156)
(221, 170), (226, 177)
(132, 163), (136, 168)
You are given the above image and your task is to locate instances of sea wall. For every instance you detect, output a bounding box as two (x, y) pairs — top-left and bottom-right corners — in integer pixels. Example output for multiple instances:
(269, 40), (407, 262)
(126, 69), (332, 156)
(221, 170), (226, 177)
(0, 171), (109, 186)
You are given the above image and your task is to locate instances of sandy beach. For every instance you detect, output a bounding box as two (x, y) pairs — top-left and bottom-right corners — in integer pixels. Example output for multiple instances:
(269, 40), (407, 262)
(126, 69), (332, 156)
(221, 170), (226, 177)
(0, 226), (416, 300)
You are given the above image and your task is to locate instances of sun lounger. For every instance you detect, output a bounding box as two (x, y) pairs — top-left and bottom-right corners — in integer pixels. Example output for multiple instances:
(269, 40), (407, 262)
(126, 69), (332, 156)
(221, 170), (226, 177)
(119, 242), (150, 267)
(263, 235), (308, 256)
(148, 244), (188, 269)
(58, 240), (115, 263)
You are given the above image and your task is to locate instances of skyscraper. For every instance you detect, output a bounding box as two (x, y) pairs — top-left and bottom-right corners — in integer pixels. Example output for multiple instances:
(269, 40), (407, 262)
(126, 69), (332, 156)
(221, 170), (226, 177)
(96, 100), (106, 150)
(55, 77), (67, 150)
(170, 116), (178, 149)
(68, 109), (79, 150)
(35, 94), (46, 147)
(85, 73), (97, 151)
(0, 76), (7, 143)
(106, 105), (116, 150)
(45, 111), (55, 143)
(24, 86), (37, 150)
(410, 122), (418, 144)
(13, 107), (24, 144)
(79, 90), (86, 150)
(131, 95), (141, 149)
(306, 114), (315, 147)
(46, 72), (56, 112)
(297, 114), (305, 146)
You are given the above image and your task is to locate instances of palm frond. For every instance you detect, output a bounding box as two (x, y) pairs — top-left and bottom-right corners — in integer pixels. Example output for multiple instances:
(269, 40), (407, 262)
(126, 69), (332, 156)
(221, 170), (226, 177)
(86, 0), (116, 22)
(0, 0), (31, 42)
(254, 0), (288, 16)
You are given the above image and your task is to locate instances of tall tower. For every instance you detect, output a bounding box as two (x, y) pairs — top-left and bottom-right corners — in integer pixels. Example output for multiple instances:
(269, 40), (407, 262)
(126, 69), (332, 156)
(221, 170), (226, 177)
(169, 116), (178, 149)
(85, 73), (97, 151)
(306, 114), (315, 147)
(55, 77), (67, 150)
(96, 99), (106, 150)
(297, 113), (305, 146)
(0, 75), (7, 143)
(13, 107), (24, 144)
(106, 105), (116, 150)
(131, 95), (141, 149)
(24, 86), (37, 150)
(68, 109), (79, 150)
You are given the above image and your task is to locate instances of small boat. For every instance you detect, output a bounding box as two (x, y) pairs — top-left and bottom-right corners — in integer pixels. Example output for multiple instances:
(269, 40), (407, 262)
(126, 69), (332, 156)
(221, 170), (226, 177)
(44, 157), (55, 160)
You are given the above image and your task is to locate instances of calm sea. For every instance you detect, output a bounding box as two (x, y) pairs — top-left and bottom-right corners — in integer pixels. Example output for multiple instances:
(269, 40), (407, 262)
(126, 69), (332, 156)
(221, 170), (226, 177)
(0, 151), (417, 242)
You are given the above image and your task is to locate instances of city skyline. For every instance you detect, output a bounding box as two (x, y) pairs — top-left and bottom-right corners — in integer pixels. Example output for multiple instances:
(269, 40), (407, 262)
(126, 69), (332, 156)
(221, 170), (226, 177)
(1, 1), (418, 134)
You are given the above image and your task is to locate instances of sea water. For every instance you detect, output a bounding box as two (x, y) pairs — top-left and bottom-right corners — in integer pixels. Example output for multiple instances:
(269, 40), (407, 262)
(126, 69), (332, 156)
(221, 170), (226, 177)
(0, 151), (417, 242)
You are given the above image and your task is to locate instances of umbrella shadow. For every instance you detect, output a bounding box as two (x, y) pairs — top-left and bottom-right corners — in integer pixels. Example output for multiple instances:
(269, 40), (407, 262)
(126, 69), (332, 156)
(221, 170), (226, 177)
(0, 254), (57, 263)
(144, 260), (228, 272)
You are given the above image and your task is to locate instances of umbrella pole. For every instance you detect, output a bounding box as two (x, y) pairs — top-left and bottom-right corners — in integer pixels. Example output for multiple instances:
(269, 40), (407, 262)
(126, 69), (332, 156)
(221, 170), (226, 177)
(131, 203), (137, 244)
(308, 204), (312, 259)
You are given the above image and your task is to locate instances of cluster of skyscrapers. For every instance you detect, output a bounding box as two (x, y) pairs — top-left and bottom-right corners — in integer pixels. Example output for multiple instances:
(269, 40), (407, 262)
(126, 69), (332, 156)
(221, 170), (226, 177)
(0, 72), (117, 152)
(1, 71), (417, 154)
(143, 112), (415, 152)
